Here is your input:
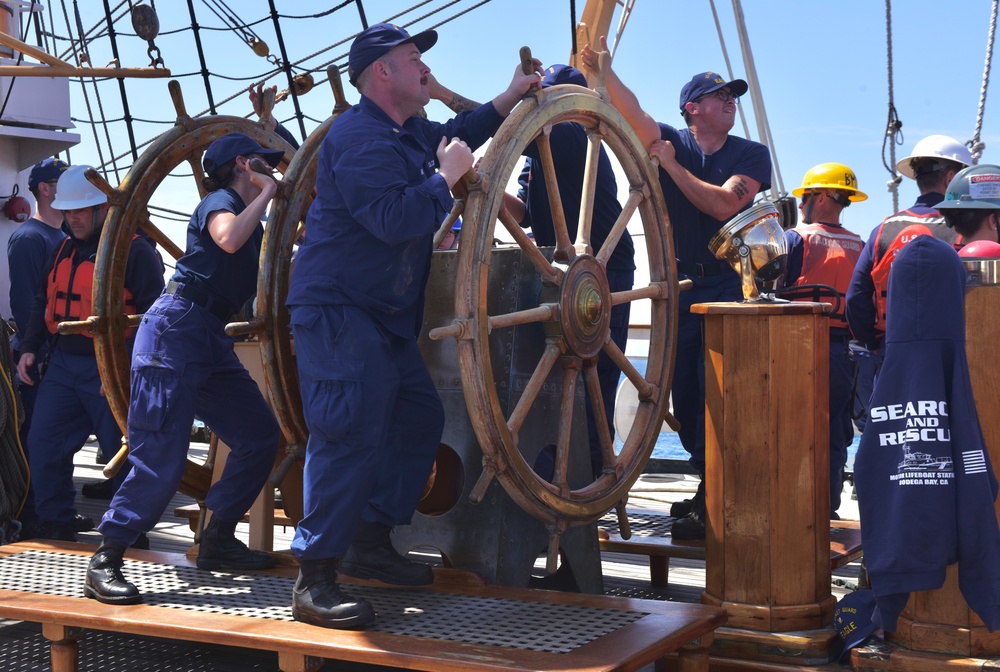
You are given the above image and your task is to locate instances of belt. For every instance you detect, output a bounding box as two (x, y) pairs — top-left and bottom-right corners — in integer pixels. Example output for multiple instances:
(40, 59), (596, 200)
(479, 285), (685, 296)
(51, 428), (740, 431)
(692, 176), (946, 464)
(164, 280), (233, 322)
(676, 260), (730, 278)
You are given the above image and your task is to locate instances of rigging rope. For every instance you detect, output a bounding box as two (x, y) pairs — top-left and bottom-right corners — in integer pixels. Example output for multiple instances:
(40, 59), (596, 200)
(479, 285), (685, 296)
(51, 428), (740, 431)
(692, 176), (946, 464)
(187, 0), (218, 114)
(607, 0), (634, 59)
(101, 0), (140, 165)
(882, 0), (902, 213)
(968, 0), (997, 164)
(54, 0), (497, 173)
(0, 321), (28, 539)
(707, 0), (752, 143)
(58, 0), (114, 175)
(0, 0), (36, 124)
(267, 0), (307, 139)
(569, 0), (576, 58)
(729, 0), (786, 197)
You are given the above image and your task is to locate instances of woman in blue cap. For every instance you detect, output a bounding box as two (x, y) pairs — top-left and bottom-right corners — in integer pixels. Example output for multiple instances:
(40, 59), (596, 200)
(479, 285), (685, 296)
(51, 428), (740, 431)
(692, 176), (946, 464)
(84, 132), (286, 605)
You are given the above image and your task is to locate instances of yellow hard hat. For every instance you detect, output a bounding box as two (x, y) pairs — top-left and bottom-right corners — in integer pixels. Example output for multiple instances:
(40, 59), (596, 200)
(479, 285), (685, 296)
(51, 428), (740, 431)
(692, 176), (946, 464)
(792, 162), (868, 201)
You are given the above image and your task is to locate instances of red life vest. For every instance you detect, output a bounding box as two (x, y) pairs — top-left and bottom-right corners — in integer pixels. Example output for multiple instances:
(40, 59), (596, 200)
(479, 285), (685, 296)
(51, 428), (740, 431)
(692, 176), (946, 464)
(44, 237), (137, 337)
(869, 212), (960, 333)
(790, 223), (864, 329)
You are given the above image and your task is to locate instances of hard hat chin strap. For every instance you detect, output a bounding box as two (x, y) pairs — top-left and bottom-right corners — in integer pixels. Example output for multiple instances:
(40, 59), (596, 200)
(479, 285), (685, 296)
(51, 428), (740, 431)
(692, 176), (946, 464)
(86, 206), (105, 242)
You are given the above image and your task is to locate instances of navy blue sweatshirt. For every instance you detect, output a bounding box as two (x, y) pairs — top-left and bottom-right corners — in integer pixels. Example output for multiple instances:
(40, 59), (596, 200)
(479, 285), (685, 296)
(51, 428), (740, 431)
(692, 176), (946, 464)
(854, 235), (1000, 632)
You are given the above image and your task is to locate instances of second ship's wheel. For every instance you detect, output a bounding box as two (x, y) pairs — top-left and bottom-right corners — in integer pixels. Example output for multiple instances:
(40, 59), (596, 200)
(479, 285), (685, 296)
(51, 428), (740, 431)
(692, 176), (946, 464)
(430, 75), (679, 563)
(86, 81), (294, 498)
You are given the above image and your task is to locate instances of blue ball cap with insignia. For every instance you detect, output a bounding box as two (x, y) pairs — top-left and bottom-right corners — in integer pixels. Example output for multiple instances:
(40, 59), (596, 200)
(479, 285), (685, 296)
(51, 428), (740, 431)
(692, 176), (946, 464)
(832, 589), (878, 664)
(348, 23), (438, 87)
(541, 64), (588, 89)
(28, 157), (69, 190)
(678, 71), (748, 112)
(202, 133), (284, 178)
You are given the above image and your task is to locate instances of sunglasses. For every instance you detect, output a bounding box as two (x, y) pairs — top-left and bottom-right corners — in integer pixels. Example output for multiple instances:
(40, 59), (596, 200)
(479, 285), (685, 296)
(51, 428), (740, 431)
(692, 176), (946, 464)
(697, 89), (739, 104)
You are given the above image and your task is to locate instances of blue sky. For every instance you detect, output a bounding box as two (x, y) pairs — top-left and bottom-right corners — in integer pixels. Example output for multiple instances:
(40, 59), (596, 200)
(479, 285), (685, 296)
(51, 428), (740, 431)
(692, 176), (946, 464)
(51, 1), (997, 244)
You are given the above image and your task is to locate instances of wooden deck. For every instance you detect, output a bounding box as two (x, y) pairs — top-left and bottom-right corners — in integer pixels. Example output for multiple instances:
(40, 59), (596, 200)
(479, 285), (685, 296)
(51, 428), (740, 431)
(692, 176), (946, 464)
(0, 440), (864, 671)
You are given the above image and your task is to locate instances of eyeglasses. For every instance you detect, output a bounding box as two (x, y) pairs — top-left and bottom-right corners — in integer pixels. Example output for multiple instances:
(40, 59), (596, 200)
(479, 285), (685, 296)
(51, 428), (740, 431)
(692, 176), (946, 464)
(697, 89), (739, 104)
(801, 191), (822, 203)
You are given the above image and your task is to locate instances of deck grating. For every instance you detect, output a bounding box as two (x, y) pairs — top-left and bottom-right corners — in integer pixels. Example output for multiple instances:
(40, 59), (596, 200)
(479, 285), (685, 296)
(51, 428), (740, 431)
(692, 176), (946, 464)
(0, 550), (645, 654)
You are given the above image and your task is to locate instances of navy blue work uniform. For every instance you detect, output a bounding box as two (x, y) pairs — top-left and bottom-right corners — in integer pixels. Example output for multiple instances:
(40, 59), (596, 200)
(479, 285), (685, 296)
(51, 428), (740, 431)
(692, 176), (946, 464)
(657, 122), (771, 471)
(516, 111), (635, 476)
(99, 188), (281, 546)
(8, 216), (66, 522)
(18, 231), (163, 526)
(287, 96), (505, 561)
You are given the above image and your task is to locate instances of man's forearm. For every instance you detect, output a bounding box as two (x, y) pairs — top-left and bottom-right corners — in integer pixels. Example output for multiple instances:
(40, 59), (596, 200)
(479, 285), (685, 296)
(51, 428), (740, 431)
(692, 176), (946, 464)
(662, 161), (752, 222)
(440, 90), (480, 114)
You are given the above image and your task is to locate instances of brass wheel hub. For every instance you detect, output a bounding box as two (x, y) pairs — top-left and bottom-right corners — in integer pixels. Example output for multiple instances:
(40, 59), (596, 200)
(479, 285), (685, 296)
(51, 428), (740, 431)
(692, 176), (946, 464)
(559, 255), (611, 361)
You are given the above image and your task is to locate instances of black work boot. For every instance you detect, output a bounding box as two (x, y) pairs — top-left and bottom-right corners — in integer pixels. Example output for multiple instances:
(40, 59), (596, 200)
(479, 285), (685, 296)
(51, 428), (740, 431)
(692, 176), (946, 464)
(37, 519), (78, 542)
(196, 517), (275, 571)
(670, 491), (707, 541)
(82, 478), (115, 500)
(340, 521), (433, 586)
(670, 476), (705, 519)
(292, 558), (375, 629)
(84, 540), (141, 604)
(70, 514), (96, 533)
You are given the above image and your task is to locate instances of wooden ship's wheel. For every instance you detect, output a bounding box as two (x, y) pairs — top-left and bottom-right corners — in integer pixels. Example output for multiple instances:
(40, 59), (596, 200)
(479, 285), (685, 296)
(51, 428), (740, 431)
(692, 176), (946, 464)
(75, 80), (295, 499)
(428, 67), (679, 567)
(241, 73), (350, 489)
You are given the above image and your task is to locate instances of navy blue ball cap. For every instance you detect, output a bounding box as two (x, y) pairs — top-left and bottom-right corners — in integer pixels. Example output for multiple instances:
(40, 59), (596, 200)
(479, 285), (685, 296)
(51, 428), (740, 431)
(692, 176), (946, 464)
(348, 23), (438, 86)
(679, 71), (748, 111)
(542, 64), (588, 89)
(202, 133), (284, 177)
(833, 590), (878, 664)
(28, 157), (69, 190)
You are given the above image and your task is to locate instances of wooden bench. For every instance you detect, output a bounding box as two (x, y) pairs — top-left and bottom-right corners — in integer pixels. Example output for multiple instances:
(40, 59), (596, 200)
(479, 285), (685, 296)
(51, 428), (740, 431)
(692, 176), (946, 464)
(0, 540), (727, 672)
(599, 510), (863, 588)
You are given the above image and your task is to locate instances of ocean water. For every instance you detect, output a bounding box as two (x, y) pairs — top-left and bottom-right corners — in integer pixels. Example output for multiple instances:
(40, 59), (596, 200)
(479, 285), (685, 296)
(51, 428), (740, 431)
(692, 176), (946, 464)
(649, 429), (861, 469)
(622, 356), (862, 468)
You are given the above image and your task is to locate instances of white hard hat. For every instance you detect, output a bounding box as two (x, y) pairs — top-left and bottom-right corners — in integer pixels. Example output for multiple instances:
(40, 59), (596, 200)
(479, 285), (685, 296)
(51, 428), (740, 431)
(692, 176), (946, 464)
(895, 135), (973, 180)
(50, 165), (107, 210)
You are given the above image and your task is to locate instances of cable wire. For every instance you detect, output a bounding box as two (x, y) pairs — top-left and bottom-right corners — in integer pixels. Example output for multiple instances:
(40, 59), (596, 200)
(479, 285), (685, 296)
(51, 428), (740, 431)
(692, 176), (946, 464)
(882, 0), (902, 213)
(968, 0), (997, 164)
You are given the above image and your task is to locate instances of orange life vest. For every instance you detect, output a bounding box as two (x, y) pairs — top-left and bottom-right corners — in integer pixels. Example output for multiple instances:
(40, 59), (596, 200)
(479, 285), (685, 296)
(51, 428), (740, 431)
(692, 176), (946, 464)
(789, 223), (864, 329)
(869, 212), (960, 333)
(44, 237), (137, 337)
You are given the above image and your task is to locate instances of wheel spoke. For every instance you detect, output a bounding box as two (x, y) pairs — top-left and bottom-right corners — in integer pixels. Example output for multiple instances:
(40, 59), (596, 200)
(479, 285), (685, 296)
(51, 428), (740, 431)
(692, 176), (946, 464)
(552, 358), (581, 490)
(497, 204), (562, 285)
(488, 303), (558, 332)
(186, 155), (208, 200)
(434, 199), (464, 249)
(603, 337), (654, 399)
(596, 186), (643, 266)
(611, 281), (668, 306)
(583, 361), (616, 472)
(535, 129), (575, 262)
(575, 129), (602, 255)
(506, 340), (565, 443)
(139, 218), (184, 260)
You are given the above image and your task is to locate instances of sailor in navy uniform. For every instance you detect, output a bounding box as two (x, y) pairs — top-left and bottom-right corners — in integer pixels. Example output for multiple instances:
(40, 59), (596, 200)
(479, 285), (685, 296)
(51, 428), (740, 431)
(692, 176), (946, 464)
(84, 133), (285, 605)
(285, 23), (541, 628)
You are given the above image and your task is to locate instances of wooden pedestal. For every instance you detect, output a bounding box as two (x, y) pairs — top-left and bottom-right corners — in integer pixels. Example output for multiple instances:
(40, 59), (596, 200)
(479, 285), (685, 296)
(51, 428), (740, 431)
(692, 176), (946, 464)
(882, 284), (1000, 657)
(691, 302), (835, 633)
